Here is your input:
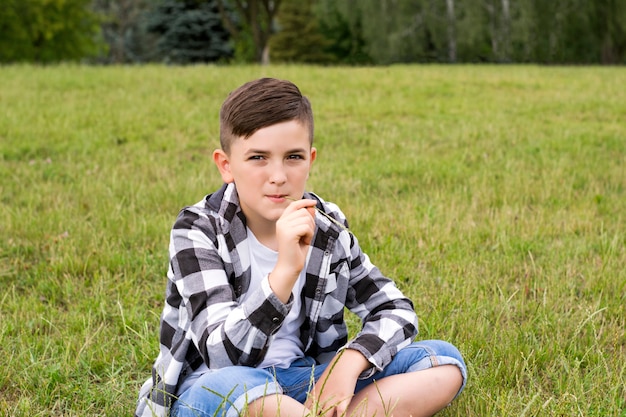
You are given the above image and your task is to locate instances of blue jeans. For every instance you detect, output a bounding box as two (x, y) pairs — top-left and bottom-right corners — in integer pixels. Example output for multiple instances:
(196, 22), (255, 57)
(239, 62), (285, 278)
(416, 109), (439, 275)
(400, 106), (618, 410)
(172, 340), (467, 417)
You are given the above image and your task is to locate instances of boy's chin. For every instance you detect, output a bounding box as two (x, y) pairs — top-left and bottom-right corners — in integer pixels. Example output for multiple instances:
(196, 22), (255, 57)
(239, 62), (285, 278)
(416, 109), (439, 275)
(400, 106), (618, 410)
(251, 207), (284, 224)
(267, 209), (286, 222)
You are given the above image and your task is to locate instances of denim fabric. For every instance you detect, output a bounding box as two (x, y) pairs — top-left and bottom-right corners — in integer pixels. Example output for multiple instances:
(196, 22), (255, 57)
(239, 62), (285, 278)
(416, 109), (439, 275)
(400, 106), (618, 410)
(273, 340), (467, 403)
(362, 340), (467, 400)
(171, 366), (281, 417)
(172, 340), (466, 417)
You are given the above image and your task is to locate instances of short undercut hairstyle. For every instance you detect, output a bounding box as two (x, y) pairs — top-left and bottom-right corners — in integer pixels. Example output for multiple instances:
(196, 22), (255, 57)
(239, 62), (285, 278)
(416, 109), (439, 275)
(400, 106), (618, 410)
(219, 78), (314, 154)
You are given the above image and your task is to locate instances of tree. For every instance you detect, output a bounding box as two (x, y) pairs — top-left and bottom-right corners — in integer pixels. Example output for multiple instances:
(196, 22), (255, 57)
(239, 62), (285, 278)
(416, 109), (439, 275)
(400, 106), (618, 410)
(269, 0), (332, 63)
(215, 0), (282, 64)
(0, 0), (101, 63)
(500, 0), (510, 61)
(446, 0), (457, 62)
(316, 0), (371, 64)
(354, 0), (418, 64)
(483, 0), (503, 61)
(92, 0), (155, 63)
(145, 0), (232, 64)
(320, 0), (626, 65)
(589, 0), (626, 64)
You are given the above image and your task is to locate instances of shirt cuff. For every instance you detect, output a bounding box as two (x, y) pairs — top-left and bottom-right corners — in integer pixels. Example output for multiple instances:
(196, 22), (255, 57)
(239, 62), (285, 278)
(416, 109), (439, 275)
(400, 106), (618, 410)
(261, 274), (294, 308)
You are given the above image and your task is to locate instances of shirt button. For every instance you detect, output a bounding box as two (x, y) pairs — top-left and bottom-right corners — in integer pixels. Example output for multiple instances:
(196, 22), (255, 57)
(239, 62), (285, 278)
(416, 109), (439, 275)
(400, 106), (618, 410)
(272, 317), (280, 323)
(324, 251), (330, 256)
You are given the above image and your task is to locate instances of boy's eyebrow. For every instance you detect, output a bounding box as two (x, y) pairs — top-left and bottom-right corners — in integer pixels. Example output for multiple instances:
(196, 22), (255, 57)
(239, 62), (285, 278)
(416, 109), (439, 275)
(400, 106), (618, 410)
(244, 147), (308, 155)
(244, 149), (270, 155)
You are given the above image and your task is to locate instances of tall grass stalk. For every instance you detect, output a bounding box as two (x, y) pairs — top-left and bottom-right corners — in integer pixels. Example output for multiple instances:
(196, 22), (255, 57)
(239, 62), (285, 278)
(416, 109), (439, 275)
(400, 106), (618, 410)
(1, 64), (625, 416)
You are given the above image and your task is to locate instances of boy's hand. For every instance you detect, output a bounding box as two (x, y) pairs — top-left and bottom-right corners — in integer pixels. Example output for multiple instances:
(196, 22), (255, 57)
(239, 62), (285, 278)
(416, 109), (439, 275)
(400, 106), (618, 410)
(306, 349), (370, 417)
(270, 199), (316, 303)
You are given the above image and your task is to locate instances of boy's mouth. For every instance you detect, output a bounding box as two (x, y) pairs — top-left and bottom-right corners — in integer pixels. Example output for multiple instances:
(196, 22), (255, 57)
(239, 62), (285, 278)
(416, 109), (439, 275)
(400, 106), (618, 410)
(266, 194), (288, 202)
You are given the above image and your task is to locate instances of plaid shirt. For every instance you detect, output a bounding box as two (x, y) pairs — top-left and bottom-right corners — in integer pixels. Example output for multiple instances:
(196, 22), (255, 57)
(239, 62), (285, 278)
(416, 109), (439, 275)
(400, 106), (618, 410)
(135, 183), (418, 417)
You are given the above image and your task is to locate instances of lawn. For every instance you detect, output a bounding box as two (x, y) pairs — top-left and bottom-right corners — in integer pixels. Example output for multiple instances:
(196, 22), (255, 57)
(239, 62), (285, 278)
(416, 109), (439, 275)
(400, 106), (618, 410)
(0, 64), (624, 416)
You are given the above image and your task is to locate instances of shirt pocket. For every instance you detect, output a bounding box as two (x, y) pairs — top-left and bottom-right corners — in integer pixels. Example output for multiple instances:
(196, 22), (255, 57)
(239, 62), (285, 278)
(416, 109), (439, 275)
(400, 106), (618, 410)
(319, 261), (350, 317)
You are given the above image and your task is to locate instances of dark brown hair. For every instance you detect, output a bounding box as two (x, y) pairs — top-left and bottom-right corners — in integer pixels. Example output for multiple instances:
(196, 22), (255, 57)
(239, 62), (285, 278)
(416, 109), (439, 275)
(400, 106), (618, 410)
(219, 78), (314, 153)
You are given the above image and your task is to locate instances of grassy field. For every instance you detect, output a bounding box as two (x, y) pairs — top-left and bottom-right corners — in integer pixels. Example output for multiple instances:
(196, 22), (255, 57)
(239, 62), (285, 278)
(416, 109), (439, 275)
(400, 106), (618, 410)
(0, 64), (625, 416)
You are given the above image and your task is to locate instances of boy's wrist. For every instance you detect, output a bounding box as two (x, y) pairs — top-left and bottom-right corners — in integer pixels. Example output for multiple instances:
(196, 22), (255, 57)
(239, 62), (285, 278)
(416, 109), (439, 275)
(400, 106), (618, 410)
(268, 265), (300, 303)
(336, 348), (371, 378)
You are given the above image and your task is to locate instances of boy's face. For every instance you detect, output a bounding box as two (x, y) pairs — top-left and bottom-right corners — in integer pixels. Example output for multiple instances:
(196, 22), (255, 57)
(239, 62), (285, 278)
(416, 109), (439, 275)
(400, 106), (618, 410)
(213, 120), (316, 229)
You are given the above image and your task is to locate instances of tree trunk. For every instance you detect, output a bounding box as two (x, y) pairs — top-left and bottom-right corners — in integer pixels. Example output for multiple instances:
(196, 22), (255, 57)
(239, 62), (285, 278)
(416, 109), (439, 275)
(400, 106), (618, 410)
(216, 0), (276, 64)
(261, 44), (270, 65)
(485, 1), (498, 60)
(501, 0), (510, 62)
(446, 0), (456, 63)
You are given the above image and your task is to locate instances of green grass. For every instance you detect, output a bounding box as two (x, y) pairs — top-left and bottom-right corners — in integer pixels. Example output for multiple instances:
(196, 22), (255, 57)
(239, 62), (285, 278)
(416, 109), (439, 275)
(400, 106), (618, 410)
(1, 64), (625, 416)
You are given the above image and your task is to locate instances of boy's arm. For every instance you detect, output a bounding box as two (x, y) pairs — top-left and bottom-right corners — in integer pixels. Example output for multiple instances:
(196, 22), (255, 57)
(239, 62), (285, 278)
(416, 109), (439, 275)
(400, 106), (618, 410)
(322, 200), (419, 375)
(269, 198), (317, 303)
(302, 196), (418, 375)
(306, 349), (370, 417)
(166, 208), (290, 369)
(165, 200), (317, 369)
(345, 244), (418, 376)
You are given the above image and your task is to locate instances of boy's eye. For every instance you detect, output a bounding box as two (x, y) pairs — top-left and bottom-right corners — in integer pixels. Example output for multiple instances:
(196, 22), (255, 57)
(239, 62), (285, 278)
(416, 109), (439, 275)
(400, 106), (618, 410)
(287, 154), (304, 160)
(248, 155), (264, 160)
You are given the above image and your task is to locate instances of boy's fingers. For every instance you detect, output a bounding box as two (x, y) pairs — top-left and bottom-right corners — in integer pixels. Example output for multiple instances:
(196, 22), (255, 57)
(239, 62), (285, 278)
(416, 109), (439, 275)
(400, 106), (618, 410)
(302, 199), (317, 219)
(284, 198), (316, 218)
(287, 198), (316, 208)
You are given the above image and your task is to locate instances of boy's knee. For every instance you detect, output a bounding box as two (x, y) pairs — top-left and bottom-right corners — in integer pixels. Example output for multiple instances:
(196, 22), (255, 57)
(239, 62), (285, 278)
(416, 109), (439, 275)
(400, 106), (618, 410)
(402, 340), (467, 395)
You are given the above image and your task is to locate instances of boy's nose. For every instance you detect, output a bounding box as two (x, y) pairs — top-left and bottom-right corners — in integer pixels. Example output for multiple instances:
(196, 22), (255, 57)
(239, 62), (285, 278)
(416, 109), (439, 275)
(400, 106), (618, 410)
(269, 163), (287, 184)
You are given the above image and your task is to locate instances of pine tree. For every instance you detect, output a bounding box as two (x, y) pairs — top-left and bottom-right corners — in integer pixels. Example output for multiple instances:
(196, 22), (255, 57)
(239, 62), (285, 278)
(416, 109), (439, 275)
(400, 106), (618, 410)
(145, 0), (232, 64)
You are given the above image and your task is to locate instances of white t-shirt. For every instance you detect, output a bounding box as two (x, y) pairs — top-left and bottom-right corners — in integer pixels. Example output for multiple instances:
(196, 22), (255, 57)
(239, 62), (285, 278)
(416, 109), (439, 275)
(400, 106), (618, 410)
(246, 228), (306, 369)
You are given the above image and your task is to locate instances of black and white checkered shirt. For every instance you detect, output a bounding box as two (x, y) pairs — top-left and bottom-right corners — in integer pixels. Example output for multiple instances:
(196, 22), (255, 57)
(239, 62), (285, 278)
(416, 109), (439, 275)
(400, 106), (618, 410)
(135, 183), (418, 417)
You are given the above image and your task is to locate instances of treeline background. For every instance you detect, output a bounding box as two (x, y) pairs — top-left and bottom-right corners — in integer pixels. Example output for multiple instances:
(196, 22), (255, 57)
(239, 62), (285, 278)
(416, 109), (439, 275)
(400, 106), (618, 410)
(1, 0), (625, 65)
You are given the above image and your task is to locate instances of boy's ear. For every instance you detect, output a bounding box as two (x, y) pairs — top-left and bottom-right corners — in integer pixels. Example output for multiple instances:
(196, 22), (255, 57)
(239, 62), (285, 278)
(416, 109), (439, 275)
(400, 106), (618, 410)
(309, 146), (317, 164)
(307, 147), (317, 178)
(213, 149), (234, 183)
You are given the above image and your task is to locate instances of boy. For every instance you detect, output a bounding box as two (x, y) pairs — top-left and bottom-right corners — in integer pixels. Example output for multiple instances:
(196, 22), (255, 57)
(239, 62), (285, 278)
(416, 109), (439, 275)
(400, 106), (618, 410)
(135, 78), (466, 417)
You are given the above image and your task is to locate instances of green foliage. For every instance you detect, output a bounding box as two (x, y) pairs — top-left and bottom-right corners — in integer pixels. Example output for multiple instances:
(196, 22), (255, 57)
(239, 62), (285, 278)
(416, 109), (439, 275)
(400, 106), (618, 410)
(145, 0), (232, 64)
(0, 0), (102, 63)
(319, 0), (626, 64)
(215, 0), (281, 64)
(231, 29), (257, 63)
(314, 1), (371, 65)
(1, 0), (624, 64)
(269, 0), (334, 64)
(1, 65), (625, 415)
(91, 0), (156, 64)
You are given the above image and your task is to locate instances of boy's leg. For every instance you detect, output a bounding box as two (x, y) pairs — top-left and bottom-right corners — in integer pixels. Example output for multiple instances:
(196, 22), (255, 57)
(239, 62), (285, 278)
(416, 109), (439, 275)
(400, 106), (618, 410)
(348, 365), (462, 417)
(349, 339), (467, 417)
(248, 393), (311, 417)
(172, 366), (282, 417)
(250, 357), (324, 416)
(272, 356), (329, 403)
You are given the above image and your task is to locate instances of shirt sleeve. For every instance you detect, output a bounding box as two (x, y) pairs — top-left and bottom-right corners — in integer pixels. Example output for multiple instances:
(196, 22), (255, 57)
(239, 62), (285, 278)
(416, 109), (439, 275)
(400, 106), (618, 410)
(325, 207), (418, 377)
(165, 207), (293, 369)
